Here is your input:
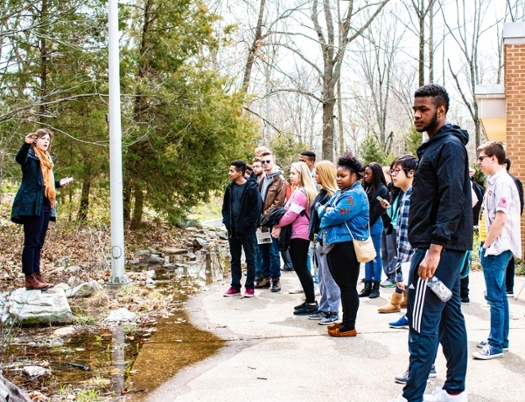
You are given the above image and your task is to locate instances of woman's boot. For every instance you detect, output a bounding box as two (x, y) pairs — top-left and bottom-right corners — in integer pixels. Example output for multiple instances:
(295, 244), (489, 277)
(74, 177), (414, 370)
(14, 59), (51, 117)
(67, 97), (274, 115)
(25, 274), (49, 291)
(358, 280), (372, 297)
(369, 281), (381, 299)
(378, 292), (402, 313)
(35, 272), (54, 288)
(400, 290), (408, 308)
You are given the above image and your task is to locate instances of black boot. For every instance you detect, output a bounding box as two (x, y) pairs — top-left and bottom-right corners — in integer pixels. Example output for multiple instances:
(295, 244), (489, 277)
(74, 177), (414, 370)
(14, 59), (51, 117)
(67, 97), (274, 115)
(358, 280), (372, 297)
(271, 279), (281, 292)
(369, 281), (381, 299)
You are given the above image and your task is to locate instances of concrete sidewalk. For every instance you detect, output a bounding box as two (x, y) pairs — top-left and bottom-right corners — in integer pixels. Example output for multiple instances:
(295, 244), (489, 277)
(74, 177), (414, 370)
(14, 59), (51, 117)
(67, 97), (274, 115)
(145, 269), (525, 402)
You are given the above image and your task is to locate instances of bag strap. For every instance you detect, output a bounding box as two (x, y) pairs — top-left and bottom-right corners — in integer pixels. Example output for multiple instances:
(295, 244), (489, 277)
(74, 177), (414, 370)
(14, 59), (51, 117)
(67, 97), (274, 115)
(345, 221), (370, 240)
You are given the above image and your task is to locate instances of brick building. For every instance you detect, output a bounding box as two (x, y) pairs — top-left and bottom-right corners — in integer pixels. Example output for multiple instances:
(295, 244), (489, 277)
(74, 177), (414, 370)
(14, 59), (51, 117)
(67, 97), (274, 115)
(476, 22), (525, 254)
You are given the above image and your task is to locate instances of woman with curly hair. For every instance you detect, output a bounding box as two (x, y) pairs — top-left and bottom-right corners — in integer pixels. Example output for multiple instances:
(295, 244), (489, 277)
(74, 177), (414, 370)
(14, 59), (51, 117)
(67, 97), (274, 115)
(318, 156), (369, 337)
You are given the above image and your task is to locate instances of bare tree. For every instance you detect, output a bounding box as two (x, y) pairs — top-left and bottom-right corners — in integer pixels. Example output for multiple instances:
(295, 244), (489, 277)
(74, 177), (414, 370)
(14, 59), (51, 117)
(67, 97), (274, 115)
(441, 0), (500, 148)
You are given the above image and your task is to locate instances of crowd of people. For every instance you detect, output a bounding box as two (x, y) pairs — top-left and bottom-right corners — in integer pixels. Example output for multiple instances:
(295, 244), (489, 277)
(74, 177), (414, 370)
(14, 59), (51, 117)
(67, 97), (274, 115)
(221, 84), (523, 402)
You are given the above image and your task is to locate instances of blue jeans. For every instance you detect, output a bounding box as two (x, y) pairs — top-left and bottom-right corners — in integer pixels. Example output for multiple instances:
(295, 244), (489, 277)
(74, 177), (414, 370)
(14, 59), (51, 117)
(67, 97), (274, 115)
(22, 202), (51, 275)
(258, 235), (281, 280)
(480, 247), (512, 352)
(364, 219), (383, 282)
(228, 230), (257, 290)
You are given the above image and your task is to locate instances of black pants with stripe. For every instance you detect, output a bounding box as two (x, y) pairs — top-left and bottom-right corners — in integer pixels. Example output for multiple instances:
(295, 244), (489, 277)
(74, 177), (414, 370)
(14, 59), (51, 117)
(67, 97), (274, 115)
(403, 248), (468, 401)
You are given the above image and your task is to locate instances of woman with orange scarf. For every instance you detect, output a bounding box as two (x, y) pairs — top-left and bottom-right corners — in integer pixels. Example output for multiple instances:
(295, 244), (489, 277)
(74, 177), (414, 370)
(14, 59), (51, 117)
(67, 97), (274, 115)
(11, 129), (73, 290)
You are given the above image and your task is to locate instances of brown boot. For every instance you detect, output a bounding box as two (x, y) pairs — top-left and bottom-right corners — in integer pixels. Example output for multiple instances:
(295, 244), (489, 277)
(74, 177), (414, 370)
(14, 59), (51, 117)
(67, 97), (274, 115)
(25, 274), (50, 291)
(400, 290), (408, 308)
(378, 292), (402, 313)
(34, 273), (54, 288)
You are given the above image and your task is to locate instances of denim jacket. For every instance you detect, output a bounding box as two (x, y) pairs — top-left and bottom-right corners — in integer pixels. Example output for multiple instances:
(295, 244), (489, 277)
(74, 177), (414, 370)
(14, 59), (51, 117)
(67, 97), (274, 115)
(318, 182), (369, 246)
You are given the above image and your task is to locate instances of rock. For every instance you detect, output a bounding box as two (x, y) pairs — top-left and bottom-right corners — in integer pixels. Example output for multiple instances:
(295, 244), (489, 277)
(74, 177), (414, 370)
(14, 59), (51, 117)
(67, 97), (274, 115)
(0, 373), (33, 401)
(57, 257), (70, 267)
(65, 266), (81, 274)
(53, 326), (76, 337)
(67, 276), (78, 287)
(193, 237), (208, 248)
(66, 281), (103, 298)
(146, 270), (155, 279)
(148, 254), (163, 264)
(23, 366), (48, 377)
(135, 250), (150, 256)
(106, 308), (137, 323)
(0, 270), (11, 280)
(9, 288), (74, 325)
(218, 233), (228, 240)
(187, 253), (197, 261)
(161, 247), (188, 255)
(176, 219), (203, 229)
(148, 247), (159, 254)
(145, 278), (155, 285)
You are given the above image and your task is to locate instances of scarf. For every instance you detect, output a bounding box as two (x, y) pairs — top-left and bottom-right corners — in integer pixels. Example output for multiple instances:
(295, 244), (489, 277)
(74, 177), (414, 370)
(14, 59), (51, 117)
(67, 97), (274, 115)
(33, 146), (56, 208)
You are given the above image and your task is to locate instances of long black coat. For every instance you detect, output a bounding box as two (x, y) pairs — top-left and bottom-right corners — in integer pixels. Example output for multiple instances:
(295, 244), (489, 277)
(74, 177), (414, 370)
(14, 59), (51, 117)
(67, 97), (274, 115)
(11, 143), (60, 224)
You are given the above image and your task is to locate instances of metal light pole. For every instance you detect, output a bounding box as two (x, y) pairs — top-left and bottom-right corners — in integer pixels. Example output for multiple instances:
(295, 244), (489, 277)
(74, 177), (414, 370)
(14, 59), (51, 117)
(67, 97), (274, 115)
(108, 0), (128, 285)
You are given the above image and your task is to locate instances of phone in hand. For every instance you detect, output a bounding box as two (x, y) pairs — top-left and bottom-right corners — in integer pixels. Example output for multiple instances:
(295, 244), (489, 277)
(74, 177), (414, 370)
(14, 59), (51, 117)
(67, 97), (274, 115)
(376, 196), (384, 202)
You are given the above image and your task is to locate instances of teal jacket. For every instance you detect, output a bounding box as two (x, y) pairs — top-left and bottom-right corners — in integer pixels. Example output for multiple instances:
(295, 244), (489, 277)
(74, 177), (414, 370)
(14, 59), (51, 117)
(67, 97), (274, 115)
(318, 182), (369, 246)
(11, 143), (60, 224)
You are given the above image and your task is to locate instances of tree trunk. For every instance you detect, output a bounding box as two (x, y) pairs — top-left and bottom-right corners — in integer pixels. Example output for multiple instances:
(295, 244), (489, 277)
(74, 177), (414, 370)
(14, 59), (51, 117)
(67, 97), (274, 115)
(77, 180), (91, 222)
(130, 183), (144, 230)
(322, 84), (336, 161)
(242, 0), (266, 95)
(418, 9), (425, 87)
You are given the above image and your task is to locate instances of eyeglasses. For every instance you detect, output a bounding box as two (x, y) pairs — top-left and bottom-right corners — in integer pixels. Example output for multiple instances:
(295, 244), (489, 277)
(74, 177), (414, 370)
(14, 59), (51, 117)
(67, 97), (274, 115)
(390, 168), (402, 175)
(478, 155), (490, 162)
(261, 160), (272, 164)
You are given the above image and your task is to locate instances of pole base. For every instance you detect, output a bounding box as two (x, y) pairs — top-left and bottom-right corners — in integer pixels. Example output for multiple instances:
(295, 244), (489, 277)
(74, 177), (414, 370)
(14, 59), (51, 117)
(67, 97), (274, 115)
(107, 275), (130, 285)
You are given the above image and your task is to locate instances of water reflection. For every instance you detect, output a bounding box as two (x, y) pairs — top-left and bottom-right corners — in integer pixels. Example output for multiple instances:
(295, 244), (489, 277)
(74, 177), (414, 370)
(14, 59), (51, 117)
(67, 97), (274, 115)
(0, 249), (228, 400)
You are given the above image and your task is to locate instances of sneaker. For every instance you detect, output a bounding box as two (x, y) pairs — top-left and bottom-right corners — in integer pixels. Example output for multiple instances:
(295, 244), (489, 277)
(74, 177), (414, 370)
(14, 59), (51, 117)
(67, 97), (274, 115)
(389, 315), (409, 329)
(319, 313), (339, 325)
(423, 387), (468, 401)
(381, 278), (396, 288)
(308, 311), (327, 320)
(476, 340), (508, 351)
(294, 302), (318, 316)
(388, 396), (408, 402)
(472, 344), (503, 360)
(460, 297), (470, 304)
(281, 266), (294, 272)
(506, 290), (514, 296)
(289, 287), (304, 294)
(223, 287), (241, 297)
(244, 287), (254, 298)
(395, 364), (436, 384)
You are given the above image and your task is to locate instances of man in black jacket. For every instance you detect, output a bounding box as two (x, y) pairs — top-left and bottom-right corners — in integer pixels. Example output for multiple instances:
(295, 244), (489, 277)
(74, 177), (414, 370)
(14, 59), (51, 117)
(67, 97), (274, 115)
(389, 84), (472, 402)
(222, 160), (262, 298)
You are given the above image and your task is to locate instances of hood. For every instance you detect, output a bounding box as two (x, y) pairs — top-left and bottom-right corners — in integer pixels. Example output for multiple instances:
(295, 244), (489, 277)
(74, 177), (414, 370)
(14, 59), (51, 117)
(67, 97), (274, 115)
(418, 124), (469, 156)
(266, 168), (283, 180)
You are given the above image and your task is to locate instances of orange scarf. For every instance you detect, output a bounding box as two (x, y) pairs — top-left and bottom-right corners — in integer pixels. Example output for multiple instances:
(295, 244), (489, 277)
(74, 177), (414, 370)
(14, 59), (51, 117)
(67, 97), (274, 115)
(33, 146), (56, 208)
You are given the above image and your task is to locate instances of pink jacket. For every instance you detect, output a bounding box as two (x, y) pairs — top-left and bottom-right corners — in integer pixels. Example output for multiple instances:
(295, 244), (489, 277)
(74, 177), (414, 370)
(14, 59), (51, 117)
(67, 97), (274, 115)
(274, 189), (310, 240)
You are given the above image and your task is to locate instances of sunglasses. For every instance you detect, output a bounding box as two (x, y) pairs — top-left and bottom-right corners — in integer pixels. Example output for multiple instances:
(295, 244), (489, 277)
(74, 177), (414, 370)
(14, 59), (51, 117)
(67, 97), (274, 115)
(478, 155), (490, 162)
(261, 160), (272, 164)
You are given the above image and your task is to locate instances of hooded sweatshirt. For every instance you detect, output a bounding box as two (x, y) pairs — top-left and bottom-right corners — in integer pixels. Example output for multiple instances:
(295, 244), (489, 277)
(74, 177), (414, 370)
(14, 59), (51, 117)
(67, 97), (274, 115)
(408, 124), (473, 251)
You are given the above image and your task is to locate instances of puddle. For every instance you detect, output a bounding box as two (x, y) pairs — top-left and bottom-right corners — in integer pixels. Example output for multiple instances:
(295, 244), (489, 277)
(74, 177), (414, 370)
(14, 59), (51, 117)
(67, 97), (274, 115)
(0, 250), (229, 400)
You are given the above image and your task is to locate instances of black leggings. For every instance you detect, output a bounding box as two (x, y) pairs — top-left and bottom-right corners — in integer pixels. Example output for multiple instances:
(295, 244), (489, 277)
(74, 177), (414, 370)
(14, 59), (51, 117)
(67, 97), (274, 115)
(327, 241), (360, 330)
(289, 238), (315, 303)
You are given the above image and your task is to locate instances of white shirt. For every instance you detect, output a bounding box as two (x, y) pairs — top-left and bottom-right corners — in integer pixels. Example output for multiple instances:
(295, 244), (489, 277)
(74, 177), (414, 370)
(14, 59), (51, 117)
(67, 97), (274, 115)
(484, 168), (522, 258)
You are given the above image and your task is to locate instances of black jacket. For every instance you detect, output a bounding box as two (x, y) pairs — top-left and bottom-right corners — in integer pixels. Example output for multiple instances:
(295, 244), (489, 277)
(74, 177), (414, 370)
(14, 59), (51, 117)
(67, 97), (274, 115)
(308, 190), (331, 241)
(11, 143), (60, 224)
(222, 178), (261, 239)
(408, 124), (473, 251)
(366, 183), (388, 226)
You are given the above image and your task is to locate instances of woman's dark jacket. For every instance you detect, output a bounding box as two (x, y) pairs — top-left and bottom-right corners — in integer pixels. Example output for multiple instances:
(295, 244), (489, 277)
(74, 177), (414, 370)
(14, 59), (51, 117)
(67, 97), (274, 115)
(308, 189), (331, 241)
(11, 143), (60, 224)
(366, 183), (388, 226)
(408, 124), (473, 251)
(222, 178), (262, 239)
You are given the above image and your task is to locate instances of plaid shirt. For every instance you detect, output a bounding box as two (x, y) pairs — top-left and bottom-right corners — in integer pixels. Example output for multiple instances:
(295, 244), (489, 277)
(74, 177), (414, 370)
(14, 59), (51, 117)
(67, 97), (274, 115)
(395, 187), (415, 282)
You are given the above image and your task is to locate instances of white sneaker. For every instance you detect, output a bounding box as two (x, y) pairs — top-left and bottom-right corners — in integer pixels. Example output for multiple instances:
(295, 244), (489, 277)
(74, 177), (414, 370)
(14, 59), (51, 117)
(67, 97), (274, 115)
(423, 387), (468, 402)
(388, 395), (408, 402)
(288, 287), (304, 294)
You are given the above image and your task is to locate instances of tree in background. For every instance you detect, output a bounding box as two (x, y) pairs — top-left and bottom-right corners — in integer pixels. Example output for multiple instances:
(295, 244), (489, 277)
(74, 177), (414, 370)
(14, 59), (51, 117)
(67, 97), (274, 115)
(359, 136), (387, 166)
(404, 125), (423, 157)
